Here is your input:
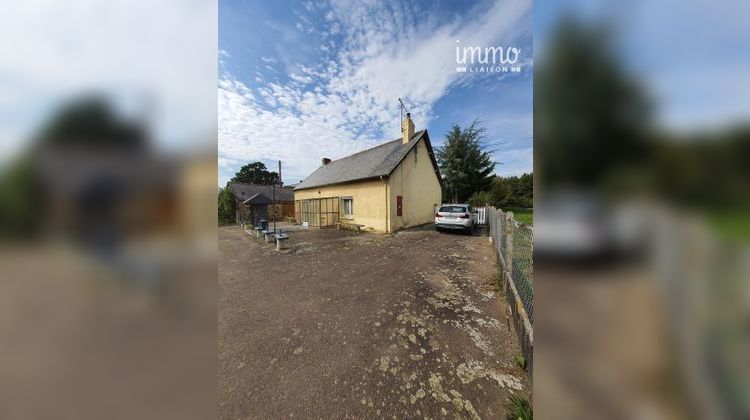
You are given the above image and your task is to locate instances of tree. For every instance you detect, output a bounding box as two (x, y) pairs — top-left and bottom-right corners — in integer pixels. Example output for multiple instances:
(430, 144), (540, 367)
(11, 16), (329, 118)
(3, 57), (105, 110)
(535, 18), (650, 187)
(230, 162), (280, 185)
(0, 160), (42, 238)
(490, 176), (512, 207)
(34, 96), (146, 149)
(468, 191), (493, 207)
(436, 120), (494, 203)
(218, 187), (236, 224)
(499, 173), (533, 208)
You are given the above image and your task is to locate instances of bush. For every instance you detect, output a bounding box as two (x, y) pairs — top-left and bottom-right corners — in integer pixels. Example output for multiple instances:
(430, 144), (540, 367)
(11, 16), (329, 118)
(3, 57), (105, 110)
(468, 191), (494, 207)
(218, 187), (236, 225)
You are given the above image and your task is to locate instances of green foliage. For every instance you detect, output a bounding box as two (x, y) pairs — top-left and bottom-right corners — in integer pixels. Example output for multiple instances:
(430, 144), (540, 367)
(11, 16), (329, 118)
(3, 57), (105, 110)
(230, 162), (280, 185)
(708, 211), (750, 244)
(35, 96), (146, 149)
(536, 17), (650, 187)
(468, 173), (533, 213)
(514, 354), (527, 370)
(492, 173), (533, 208)
(505, 394), (532, 420)
(537, 17), (750, 240)
(436, 120), (494, 203)
(217, 187), (236, 225)
(649, 129), (750, 210)
(468, 191), (493, 207)
(491, 177), (512, 206)
(0, 159), (42, 239)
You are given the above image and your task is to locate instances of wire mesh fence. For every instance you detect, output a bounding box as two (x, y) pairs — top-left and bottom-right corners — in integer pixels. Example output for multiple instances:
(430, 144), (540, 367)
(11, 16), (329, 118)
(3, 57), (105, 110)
(486, 206), (533, 375)
(487, 208), (533, 321)
(512, 225), (533, 322)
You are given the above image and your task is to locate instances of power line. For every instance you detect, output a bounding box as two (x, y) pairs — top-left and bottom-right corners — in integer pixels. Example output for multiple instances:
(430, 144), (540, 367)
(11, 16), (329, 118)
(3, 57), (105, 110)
(484, 136), (532, 146)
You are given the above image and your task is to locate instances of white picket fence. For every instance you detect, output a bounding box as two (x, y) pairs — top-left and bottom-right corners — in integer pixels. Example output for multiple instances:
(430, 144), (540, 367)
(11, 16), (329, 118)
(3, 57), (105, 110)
(433, 205), (487, 224)
(476, 207), (487, 225)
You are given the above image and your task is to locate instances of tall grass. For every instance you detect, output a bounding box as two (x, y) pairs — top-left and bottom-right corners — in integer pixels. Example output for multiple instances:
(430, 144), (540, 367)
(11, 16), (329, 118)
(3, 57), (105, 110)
(505, 394), (532, 419)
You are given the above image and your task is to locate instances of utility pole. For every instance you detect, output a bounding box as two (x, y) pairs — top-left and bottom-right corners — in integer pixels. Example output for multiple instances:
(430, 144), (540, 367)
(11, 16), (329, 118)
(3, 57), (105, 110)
(271, 161), (281, 234)
(273, 160), (281, 233)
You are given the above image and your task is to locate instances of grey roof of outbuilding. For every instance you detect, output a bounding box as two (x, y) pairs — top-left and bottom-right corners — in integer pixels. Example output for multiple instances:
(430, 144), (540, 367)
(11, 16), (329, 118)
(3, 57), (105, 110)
(295, 130), (441, 190)
(228, 183), (295, 202)
(243, 193), (273, 205)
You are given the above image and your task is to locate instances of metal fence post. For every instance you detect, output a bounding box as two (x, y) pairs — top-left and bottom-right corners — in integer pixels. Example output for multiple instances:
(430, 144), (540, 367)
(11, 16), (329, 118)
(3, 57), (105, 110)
(506, 211), (514, 275)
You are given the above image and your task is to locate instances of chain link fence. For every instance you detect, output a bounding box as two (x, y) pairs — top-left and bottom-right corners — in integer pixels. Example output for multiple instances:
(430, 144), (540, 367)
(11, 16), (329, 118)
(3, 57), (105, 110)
(512, 225), (533, 322)
(486, 207), (533, 375)
(489, 208), (534, 322)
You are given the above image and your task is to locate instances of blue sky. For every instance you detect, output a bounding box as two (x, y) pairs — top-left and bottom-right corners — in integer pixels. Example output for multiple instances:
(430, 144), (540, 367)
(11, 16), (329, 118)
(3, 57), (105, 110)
(534, 0), (750, 134)
(218, 0), (533, 186)
(0, 0), (216, 166)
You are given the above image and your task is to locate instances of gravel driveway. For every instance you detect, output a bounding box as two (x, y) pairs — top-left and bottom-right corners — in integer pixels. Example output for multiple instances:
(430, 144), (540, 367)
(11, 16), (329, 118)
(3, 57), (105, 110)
(218, 225), (529, 418)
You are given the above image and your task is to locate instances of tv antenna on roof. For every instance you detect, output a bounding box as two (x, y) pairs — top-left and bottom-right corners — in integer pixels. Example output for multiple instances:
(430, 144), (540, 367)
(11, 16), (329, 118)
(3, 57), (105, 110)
(398, 98), (410, 133)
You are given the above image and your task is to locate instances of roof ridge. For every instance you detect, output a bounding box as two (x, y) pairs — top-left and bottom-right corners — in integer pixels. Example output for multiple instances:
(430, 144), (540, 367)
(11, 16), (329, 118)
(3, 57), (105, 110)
(294, 129), (428, 190)
(327, 138), (400, 163)
(229, 181), (292, 187)
(326, 130), (426, 164)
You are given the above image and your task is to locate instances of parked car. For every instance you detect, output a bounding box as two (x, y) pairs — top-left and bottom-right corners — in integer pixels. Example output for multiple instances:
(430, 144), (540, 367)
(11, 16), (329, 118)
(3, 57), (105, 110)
(435, 204), (475, 233)
(535, 190), (652, 261)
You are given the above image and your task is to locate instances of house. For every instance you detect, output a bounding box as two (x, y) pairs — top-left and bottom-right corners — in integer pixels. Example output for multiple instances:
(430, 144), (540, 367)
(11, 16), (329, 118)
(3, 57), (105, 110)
(294, 113), (442, 233)
(227, 182), (295, 225)
(34, 146), (219, 246)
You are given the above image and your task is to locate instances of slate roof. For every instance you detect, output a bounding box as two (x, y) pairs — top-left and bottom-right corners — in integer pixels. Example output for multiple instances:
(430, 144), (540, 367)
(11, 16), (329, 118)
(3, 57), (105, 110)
(295, 130), (441, 190)
(227, 183), (294, 202)
(243, 193), (273, 205)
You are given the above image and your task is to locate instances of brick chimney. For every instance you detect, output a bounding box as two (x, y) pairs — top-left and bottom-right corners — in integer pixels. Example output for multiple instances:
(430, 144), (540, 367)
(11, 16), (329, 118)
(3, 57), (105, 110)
(401, 112), (415, 144)
(322, 158), (331, 165)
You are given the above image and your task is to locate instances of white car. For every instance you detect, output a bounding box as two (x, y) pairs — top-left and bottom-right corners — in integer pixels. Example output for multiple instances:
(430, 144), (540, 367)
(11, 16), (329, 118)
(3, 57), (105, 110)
(435, 204), (475, 233)
(535, 191), (651, 260)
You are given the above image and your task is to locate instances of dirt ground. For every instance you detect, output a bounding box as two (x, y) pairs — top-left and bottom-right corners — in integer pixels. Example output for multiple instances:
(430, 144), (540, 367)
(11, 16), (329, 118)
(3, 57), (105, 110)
(534, 263), (686, 420)
(218, 225), (529, 419)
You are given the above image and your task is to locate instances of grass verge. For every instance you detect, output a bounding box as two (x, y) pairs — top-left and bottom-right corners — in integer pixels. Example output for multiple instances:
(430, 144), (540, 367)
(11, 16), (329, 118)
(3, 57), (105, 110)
(503, 207), (533, 225)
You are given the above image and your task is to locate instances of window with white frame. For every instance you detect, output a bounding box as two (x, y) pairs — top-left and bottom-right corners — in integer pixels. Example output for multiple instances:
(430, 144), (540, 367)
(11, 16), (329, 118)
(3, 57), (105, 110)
(342, 197), (353, 217)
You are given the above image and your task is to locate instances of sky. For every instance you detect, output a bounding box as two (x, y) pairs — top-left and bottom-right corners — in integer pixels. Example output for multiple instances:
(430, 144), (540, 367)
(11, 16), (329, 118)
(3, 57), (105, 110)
(0, 0), (217, 164)
(535, 0), (750, 134)
(218, 0), (534, 187)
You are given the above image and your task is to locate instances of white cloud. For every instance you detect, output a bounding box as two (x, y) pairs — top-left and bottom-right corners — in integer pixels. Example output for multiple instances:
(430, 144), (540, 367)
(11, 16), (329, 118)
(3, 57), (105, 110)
(0, 0), (217, 159)
(219, 0), (531, 185)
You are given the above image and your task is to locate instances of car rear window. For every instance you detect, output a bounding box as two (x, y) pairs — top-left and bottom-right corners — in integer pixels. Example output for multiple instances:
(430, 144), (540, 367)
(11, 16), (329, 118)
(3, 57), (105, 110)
(439, 206), (467, 213)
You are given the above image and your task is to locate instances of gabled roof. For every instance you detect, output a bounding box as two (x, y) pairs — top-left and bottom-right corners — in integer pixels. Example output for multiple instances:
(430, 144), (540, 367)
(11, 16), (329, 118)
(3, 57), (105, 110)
(295, 130), (442, 190)
(243, 193), (273, 205)
(227, 183), (294, 202)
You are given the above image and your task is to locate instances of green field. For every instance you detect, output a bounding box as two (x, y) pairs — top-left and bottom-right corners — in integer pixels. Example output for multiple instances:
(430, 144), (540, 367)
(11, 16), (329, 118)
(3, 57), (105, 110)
(503, 207), (533, 225)
(708, 211), (750, 244)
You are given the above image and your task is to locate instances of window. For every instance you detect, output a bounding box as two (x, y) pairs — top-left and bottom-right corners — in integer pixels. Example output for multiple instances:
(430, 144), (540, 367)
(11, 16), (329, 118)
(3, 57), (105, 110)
(397, 195), (403, 216)
(438, 205), (468, 213)
(342, 197), (353, 217)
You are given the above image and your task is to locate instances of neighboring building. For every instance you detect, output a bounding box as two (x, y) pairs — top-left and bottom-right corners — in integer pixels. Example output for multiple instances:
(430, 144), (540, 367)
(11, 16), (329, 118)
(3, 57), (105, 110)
(294, 113), (442, 233)
(35, 147), (214, 245)
(227, 182), (295, 225)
